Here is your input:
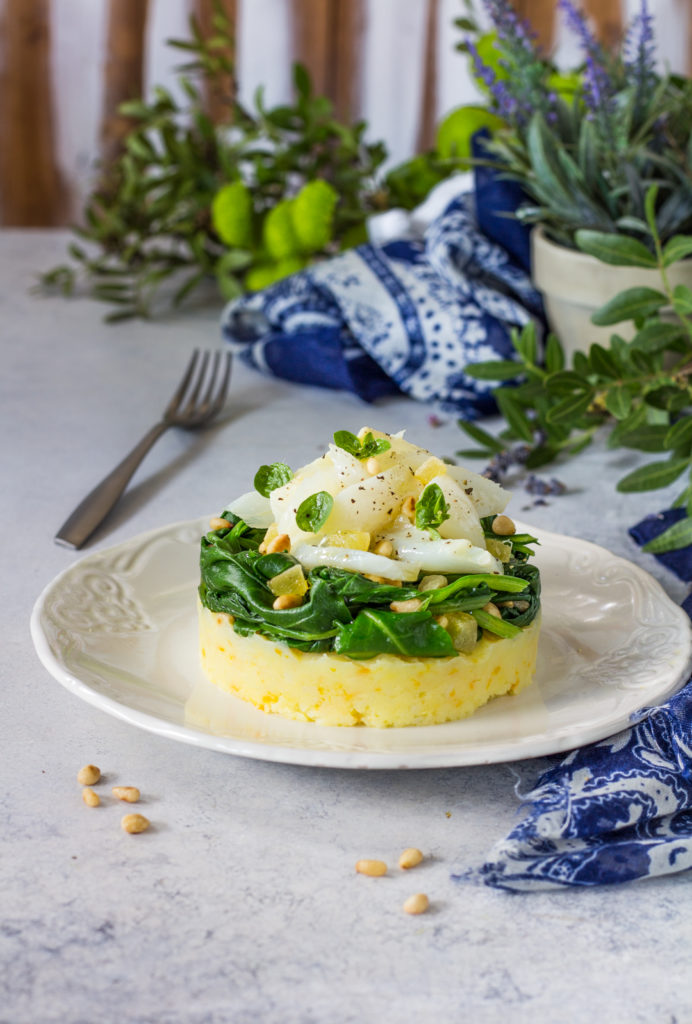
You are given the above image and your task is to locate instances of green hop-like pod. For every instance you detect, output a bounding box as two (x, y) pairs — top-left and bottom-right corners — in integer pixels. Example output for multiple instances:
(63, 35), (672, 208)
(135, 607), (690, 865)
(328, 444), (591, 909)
(211, 181), (252, 248)
(291, 180), (338, 253)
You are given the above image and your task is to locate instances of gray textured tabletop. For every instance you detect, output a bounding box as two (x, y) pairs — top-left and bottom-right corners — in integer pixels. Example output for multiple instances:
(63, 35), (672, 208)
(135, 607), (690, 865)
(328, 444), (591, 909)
(2, 231), (691, 1024)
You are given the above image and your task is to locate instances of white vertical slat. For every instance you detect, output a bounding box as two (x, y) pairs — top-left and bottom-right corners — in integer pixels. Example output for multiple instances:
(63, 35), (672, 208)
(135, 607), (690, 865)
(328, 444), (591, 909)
(361, 0), (429, 167)
(49, 0), (105, 215)
(146, 0), (191, 110)
(236, 0), (292, 110)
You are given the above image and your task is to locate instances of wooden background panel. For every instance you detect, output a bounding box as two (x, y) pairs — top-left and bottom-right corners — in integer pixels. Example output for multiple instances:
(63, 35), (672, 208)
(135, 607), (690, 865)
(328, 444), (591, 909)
(0, 0), (690, 227)
(0, 0), (68, 225)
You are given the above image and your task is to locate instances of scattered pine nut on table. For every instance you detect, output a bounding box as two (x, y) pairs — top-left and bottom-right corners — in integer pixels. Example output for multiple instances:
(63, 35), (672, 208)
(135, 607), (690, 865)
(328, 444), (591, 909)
(403, 893), (429, 915)
(121, 813), (150, 834)
(112, 786), (140, 803)
(77, 764), (100, 786)
(399, 848), (424, 869)
(355, 859), (387, 877)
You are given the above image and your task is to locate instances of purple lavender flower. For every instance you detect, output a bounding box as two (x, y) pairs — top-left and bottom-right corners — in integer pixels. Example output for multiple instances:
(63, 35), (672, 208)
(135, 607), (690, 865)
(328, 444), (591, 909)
(466, 39), (524, 122)
(558, 0), (615, 120)
(481, 0), (537, 57)
(625, 0), (657, 115)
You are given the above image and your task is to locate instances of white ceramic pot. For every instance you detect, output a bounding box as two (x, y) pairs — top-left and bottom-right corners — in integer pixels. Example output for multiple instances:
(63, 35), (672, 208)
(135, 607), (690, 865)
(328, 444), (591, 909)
(531, 226), (692, 359)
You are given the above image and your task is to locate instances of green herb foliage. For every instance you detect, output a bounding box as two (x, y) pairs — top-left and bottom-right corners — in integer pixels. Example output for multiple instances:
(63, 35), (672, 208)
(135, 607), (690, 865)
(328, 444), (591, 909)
(333, 430), (392, 460)
(415, 483), (451, 538)
(39, 4), (451, 320)
(295, 491), (334, 533)
(199, 514), (541, 658)
(253, 462), (293, 497)
(459, 187), (692, 555)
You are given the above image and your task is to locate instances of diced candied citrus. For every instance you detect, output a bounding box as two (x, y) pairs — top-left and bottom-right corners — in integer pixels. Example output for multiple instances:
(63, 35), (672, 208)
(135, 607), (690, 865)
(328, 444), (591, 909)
(262, 523), (279, 546)
(444, 612), (478, 653)
(486, 538), (512, 563)
(414, 457), (447, 486)
(268, 564), (308, 597)
(325, 531), (371, 551)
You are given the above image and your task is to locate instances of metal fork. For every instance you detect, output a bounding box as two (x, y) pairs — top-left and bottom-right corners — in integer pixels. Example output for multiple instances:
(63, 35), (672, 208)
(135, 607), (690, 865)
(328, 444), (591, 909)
(55, 349), (232, 549)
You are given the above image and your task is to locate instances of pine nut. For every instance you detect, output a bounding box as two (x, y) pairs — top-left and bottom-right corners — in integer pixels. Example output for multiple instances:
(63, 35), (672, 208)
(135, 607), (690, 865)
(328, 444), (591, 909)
(403, 893), (429, 915)
(121, 813), (150, 834)
(482, 602), (502, 618)
(492, 515), (515, 536)
(390, 598), (423, 613)
(77, 764), (100, 786)
(366, 457), (381, 474)
(355, 859), (387, 877)
(418, 574), (447, 592)
(265, 533), (291, 554)
(514, 600), (530, 612)
(112, 786), (140, 803)
(401, 495), (416, 520)
(372, 539), (394, 557)
(209, 517), (231, 531)
(399, 848), (424, 869)
(272, 593), (303, 610)
(435, 615), (449, 628)
(82, 787), (100, 807)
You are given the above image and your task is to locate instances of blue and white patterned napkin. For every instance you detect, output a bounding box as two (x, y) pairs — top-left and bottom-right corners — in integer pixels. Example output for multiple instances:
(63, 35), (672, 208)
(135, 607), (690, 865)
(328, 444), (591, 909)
(457, 515), (692, 891)
(221, 186), (544, 417)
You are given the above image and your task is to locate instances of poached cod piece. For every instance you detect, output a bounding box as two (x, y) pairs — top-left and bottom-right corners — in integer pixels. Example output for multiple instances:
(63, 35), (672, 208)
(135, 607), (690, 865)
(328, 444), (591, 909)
(198, 428), (541, 727)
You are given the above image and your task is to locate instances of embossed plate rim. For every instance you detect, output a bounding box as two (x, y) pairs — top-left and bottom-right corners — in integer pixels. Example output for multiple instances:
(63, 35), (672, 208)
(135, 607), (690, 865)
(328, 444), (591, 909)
(31, 517), (692, 769)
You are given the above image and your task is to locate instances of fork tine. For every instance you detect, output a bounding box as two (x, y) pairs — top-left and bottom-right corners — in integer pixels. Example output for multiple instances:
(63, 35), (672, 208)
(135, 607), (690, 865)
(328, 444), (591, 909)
(163, 349), (200, 419)
(200, 350), (221, 409)
(181, 350), (210, 415)
(207, 351), (232, 417)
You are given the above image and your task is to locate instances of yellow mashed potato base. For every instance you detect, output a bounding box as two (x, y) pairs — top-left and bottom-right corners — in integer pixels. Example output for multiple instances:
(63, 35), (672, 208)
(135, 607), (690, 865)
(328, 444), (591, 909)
(199, 604), (540, 728)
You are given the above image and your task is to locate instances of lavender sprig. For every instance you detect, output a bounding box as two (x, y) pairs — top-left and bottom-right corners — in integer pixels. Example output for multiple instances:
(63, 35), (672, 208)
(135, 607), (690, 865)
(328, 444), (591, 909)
(624, 0), (657, 120)
(558, 0), (615, 123)
(481, 0), (537, 57)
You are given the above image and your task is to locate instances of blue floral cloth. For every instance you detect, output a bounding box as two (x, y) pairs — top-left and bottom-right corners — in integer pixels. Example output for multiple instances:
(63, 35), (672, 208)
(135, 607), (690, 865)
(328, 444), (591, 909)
(221, 192), (544, 417)
(456, 515), (692, 891)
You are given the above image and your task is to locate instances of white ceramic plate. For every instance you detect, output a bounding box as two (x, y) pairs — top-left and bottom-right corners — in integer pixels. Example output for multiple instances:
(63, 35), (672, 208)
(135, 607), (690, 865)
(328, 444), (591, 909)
(31, 518), (692, 769)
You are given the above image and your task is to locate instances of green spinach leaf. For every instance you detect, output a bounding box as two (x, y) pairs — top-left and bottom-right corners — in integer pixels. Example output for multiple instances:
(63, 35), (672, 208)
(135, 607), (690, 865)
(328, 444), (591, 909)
(334, 609), (456, 659)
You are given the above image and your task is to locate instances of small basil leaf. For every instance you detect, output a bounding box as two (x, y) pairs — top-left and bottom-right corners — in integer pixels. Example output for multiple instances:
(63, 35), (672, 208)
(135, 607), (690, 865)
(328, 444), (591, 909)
(254, 462), (293, 497)
(333, 430), (391, 460)
(415, 483), (450, 538)
(295, 491), (334, 533)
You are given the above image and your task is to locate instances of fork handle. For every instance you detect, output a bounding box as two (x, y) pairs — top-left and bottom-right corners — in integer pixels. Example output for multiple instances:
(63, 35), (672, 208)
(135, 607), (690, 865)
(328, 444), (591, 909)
(55, 422), (169, 549)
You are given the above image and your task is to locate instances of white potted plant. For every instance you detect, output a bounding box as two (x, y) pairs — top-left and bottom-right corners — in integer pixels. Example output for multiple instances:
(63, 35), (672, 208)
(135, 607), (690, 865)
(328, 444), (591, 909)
(456, 0), (692, 358)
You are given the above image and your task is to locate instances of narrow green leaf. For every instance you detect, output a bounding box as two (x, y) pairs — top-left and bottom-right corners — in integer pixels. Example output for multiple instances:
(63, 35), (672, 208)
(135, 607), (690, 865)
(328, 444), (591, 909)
(672, 284), (692, 317)
(546, 391), (594, 425)
(617, 424), (669, 452)
(665, 417), (692, 451)
(588, 343), (619, 379)
(644, 184), (659, 239)
(545, 370), (590, 394)
(574, 230), (657, 268)
(513, 322), (538, 364)
(605, 385), (632, 420)
(464, 360), (523, 381)
(544, 333), (565, 373)
(591, 287), (668, 326)
(642, 515), (692, 553)
(662, 235), (692, 267)
(608, 404), (647, 447)
(495, 390), (534, 443)
(631, 322), (685, 354)
(457, 420), (505, 454)
(616, 458), (688, 493)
